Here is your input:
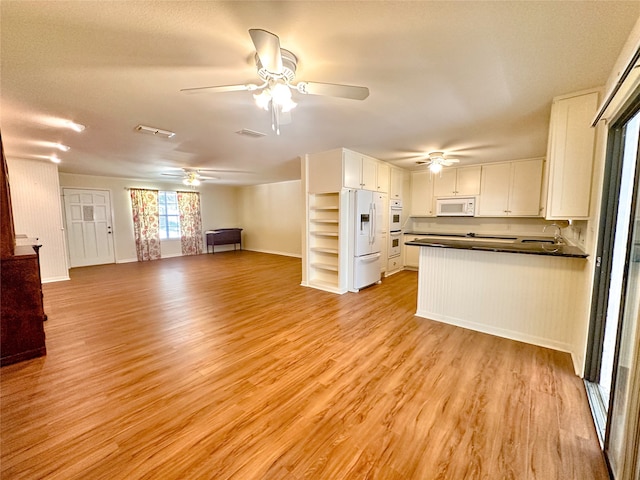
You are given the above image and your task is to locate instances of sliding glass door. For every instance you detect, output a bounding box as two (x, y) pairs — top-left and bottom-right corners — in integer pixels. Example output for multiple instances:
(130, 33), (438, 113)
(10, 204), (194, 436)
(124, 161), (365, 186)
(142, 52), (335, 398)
(586, 95), (640, 480)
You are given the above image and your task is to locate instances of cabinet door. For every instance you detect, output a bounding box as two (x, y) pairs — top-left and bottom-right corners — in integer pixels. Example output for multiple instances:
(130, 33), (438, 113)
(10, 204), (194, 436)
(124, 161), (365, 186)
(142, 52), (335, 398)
(509, 159), (543, 216)
(410, 171), (434, 216)
(456, 166), (481, 196)
(361, 155), (378, 191)
(380, 233), (387, 273)
(433, 169), (457, 197)
(390, 167), (404, 199)
(377, 162), (390, 193)
(478, 163), (510, 216)
(343, 150), (362, 189)
(404, 240), (420, 268)
(546, 90), (599, 219)
(307, 149), (345, 193)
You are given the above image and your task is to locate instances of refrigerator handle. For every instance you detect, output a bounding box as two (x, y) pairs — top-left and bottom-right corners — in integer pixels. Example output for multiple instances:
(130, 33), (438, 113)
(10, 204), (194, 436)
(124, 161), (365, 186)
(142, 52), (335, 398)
(372, 202), (376, 245)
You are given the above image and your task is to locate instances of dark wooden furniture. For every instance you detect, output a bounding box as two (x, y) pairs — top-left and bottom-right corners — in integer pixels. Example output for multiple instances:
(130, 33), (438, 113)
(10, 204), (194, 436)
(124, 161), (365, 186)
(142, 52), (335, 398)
(1, 245), (47, 366)
(0, 133), (47, 366)
(206, 228), (242, 253)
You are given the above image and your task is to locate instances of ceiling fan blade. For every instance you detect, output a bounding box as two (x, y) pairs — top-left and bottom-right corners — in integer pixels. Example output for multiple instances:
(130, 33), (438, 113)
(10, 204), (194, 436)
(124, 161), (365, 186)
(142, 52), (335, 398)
(443, 159), (460, 165)
(197, 169), (255, 174)
(180, 84), (258, 94)
(296, 81), (369, 100)
(249, 29), (283, 74)
(161, 173), (183, 177)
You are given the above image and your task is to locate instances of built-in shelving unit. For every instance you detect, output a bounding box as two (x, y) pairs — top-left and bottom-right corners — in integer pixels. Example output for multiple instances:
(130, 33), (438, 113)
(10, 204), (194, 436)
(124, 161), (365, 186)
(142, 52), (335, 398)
(307, 192), (347, 293)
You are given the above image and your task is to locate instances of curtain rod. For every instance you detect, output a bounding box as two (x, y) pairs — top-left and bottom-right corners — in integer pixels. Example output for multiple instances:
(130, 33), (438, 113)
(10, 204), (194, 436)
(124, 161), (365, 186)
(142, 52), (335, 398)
(124, 187), (199, 193)
(592, 48), (640, 126)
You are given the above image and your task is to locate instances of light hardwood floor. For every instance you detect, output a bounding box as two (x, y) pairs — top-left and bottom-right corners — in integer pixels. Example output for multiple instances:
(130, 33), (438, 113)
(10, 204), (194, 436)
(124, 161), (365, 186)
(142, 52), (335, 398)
(1, 251), (607, 479)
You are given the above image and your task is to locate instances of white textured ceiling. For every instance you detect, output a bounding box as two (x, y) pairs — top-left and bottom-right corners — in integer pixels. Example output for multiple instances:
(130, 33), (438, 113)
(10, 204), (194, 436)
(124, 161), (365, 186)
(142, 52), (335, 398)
(1, 1), (639, 185)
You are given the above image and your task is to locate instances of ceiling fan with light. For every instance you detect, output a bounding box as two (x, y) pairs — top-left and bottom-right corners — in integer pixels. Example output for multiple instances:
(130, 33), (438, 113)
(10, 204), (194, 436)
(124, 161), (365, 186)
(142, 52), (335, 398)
(161, 169), (218, 186)
(180, 29), (370, 135)
(416, 152), (460, 174)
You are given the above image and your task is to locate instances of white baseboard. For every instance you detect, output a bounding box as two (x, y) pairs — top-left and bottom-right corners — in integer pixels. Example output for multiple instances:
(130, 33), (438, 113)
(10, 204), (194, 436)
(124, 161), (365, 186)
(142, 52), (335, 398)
(161, 253), (183, 259)
(42, 275), (70, 283)
(117, 257), (139, 264)
(415, 309), (575, 360)
(244, 248), (302, 259)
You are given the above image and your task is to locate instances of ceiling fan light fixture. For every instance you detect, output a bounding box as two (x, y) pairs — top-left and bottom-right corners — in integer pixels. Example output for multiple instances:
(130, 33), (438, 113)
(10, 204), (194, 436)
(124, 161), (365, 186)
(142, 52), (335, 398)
(429, 162), (443, 174)
(253, 90), (271, 111)
(183, 174), (200, 187)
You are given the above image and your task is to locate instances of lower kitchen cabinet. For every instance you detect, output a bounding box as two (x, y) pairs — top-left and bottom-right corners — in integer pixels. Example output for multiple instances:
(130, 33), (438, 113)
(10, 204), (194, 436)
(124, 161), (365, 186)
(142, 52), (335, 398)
(403, 235), (420, 269)
(387, 255), (403, 274)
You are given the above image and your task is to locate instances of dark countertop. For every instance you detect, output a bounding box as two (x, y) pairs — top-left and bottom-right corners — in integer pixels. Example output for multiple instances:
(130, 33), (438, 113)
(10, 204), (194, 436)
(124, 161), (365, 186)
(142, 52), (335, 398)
(405, 237), (588, 258)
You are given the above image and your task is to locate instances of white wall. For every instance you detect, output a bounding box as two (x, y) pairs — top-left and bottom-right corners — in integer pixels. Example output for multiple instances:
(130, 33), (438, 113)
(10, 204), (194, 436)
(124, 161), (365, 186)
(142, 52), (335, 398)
(7, 159), (69, 282)
(58, 173), (239, 262)
(237, 180), (302, 257)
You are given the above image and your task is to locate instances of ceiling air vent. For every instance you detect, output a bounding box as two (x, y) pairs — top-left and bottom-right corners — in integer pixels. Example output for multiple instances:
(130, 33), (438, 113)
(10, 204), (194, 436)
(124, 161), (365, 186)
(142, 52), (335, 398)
(235, 129), (266, 138)
(135, 124), (175, 138)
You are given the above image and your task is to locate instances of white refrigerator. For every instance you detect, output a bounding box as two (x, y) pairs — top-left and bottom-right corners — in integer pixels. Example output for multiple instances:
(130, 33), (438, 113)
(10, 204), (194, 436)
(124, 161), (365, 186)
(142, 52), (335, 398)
(352, 189), (383, 291)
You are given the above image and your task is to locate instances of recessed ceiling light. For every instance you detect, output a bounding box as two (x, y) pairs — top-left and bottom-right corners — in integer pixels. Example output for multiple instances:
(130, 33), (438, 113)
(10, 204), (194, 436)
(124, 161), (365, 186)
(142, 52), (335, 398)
(135, 124), (175, 138)
(49, 155), (61, 164)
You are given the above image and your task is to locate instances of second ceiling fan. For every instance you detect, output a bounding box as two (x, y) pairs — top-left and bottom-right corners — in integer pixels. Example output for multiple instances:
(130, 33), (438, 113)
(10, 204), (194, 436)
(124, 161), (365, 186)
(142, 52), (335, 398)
(181, 29), (370, 134)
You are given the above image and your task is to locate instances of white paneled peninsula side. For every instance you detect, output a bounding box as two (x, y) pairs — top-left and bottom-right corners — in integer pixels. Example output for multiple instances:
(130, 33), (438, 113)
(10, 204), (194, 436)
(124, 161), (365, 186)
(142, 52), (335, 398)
(406, 237), (588, 373)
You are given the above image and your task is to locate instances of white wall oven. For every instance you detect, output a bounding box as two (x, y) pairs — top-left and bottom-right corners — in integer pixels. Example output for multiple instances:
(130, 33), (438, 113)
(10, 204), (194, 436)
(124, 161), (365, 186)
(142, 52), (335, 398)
(389, 231), (402, 257)
(390, 199), (402, 231)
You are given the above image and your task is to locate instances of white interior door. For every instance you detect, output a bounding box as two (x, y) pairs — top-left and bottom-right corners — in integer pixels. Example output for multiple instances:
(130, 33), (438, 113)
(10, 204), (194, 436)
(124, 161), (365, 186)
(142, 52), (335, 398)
(63, 188), (115, 267)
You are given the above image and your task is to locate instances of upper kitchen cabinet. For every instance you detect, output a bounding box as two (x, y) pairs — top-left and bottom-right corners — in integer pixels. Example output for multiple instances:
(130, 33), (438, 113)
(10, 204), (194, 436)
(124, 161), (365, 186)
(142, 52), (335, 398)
(410, 170), (435, 216)
(307, 148), (397, 194)
(390, 167), (404, 199)
(545, 89), (600, 219)
(344, 150), (377, 191)
(433, 166), (481, 197)
(376, 162), (390, 193)
(478, 159), (544, 217)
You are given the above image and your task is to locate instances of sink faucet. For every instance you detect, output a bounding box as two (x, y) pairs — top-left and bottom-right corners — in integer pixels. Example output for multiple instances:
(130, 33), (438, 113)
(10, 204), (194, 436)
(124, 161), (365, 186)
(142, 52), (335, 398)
(543, 223), (563, 243)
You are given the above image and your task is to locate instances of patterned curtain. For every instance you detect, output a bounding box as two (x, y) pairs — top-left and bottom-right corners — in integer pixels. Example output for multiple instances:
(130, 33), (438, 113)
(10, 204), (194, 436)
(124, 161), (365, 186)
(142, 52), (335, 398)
(177, 191), (203, 255)
(130, 188), (161, 261)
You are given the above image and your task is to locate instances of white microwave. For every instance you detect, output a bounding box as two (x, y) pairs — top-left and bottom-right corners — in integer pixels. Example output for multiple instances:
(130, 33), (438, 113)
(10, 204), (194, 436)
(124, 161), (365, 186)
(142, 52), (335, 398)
(436, 197), (475, 216)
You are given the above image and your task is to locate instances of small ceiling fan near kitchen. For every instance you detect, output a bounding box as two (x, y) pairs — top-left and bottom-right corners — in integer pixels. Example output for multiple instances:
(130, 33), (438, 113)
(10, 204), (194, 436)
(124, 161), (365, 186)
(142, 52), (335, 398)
(180, 29), (370, 134)
(161, 169), (218, 186)
(416, 152), (460, 174)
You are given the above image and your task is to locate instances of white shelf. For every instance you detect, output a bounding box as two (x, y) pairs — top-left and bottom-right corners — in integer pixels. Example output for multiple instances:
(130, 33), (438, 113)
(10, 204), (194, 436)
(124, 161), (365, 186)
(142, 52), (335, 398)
(310, 247), (339, 255)
(308, 191), (343, 294)
(311, 262), (339, 272)
(311, 206), (339, 211)
(311, 219), (339, 224)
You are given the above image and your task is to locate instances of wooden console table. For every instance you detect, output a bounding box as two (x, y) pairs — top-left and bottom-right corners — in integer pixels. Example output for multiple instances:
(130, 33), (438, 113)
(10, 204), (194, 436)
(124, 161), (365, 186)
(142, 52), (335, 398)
(206, 228), (242, 253)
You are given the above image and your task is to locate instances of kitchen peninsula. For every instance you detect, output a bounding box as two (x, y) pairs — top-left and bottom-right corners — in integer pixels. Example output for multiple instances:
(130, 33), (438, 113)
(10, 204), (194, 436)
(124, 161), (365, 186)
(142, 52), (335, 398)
(406, 235), (589, 372)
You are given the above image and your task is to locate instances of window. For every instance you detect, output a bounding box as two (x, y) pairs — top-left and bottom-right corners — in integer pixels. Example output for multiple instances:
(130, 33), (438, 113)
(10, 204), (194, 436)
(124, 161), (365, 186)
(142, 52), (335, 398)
(158, 191), (180, 240)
